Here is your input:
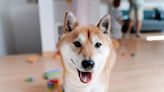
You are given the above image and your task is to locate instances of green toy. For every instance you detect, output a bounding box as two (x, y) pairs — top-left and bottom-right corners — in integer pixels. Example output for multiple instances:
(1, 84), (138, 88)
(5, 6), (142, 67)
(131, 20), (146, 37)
(43, 69), (61, 80)
(25, 76), (34, 82)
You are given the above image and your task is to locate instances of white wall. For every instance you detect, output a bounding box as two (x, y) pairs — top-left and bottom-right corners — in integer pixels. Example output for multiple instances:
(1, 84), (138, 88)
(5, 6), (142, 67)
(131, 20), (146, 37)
(53, 0), (104, 25)
(10, 4), (41, 53)
(99, 3), (109, 20)
(39, 0), (57, 52)
(0, 15), (7, 56)
(0, 0), (41, 56)
(54, 0), (76, 23)
(0, 0), (16, 56)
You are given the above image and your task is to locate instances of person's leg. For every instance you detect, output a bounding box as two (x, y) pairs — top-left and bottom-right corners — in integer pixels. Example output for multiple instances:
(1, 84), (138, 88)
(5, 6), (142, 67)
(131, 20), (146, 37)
(125, 7), (134, 38)
(127, 19), (133, 33)
(136, 7), (143, 38)
(136, 20), (141, 37)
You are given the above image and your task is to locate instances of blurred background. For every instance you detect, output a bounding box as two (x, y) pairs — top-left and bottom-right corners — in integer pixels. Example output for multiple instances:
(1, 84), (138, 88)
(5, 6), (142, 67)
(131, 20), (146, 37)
(0, 0), (164, 92)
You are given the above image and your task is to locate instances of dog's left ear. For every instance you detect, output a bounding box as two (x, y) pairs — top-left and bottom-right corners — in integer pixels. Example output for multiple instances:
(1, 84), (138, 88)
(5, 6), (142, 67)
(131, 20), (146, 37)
(64, 11), (78, 33)
(97, 15), (111, 35)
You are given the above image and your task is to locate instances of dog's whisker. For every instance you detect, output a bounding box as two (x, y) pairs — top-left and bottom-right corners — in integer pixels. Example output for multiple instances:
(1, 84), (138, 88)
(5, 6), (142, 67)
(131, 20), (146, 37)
(70, 59), (78, 68)
(71, 59), (75, 64)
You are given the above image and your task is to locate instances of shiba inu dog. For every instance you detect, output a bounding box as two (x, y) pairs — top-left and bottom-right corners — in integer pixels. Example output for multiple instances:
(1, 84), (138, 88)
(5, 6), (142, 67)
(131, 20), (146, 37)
(58, 12), (116, 92)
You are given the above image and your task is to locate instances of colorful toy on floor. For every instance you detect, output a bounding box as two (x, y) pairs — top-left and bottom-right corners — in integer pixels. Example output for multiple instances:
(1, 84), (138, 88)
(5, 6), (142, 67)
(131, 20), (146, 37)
(47, 81), (54, 90)
(25, 75), (35, 82)
(26, 55), (40, 64)
(43, 69), (61, 80)
(47, 79), (63, 92)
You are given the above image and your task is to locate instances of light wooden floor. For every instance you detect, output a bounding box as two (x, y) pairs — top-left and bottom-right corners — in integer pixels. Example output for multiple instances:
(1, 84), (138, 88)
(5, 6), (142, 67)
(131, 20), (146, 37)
(109, 33), (164, 92)
(0, 54), (47, 92)
(0, 33), (164, 92)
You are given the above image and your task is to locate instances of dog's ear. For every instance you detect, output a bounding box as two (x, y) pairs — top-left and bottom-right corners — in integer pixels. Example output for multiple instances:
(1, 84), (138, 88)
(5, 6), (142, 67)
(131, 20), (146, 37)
(97, 15), (111, 35)
(64, 11), (78, 33)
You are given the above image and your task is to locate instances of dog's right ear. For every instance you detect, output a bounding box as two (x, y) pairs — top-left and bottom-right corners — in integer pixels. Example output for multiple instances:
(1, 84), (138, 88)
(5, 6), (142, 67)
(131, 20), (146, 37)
(97, 14), (111, 35)
(64, 12), (78, 33)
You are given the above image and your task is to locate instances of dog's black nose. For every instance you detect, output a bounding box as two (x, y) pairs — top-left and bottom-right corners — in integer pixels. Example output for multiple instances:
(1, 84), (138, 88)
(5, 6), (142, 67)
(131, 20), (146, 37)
(82, 60), (95, 70)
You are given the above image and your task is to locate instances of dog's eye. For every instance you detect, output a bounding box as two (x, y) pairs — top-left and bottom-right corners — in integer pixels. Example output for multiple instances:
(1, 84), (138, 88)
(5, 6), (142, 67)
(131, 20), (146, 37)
(95, 42), (102, 48)
(73, 41), (81, 47)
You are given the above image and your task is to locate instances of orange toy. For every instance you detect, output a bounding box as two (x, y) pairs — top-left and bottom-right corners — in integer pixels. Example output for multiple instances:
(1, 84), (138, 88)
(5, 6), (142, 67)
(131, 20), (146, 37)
(26, 55), (40, 64)
(112, 39), (120, 49)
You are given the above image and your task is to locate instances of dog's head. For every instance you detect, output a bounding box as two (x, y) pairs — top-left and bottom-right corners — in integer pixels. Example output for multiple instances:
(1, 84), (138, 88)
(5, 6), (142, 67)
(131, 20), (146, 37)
(59, 12), (112, 84)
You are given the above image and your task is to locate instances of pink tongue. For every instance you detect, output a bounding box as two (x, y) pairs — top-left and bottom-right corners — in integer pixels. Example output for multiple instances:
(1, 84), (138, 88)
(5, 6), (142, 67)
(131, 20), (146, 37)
(79, 72), (92, 83)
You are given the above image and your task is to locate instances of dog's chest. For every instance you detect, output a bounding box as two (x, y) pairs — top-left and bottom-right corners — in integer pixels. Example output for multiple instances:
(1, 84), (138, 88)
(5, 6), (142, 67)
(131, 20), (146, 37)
(91, 83), (106, 92)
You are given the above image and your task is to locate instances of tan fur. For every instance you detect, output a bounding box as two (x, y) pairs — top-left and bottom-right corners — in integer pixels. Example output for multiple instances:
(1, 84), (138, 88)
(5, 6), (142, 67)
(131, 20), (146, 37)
(59, 26), (111, 56)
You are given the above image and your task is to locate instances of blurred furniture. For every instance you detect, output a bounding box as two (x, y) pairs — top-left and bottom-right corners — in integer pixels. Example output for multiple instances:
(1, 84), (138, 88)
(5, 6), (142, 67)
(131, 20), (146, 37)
(122, 9), (164, 32)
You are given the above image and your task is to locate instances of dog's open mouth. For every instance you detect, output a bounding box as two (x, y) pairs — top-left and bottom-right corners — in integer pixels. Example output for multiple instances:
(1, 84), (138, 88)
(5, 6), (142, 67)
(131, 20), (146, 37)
(77, 69), (92, 83)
